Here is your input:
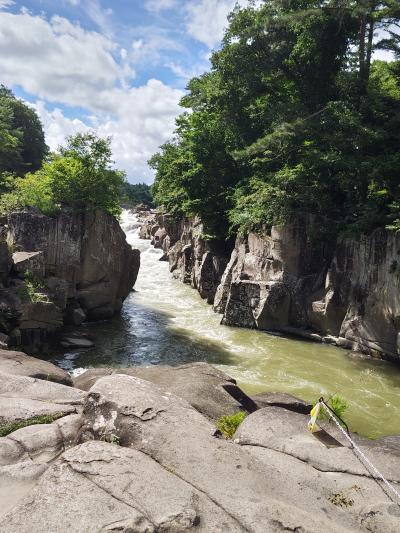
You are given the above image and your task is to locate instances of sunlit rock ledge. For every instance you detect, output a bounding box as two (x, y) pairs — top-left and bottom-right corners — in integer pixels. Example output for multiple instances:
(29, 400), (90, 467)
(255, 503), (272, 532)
(0, 349), (399, 532)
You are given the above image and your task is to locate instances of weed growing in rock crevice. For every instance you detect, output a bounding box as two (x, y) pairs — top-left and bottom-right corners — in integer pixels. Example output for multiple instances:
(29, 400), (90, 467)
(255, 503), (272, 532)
(217, 411), (247, 439)
(0, 413), (65, 437)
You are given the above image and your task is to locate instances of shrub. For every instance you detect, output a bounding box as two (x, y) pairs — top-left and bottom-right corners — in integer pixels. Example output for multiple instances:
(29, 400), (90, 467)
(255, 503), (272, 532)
(217, 411), (247, 439)
(0, 133), (125, 217)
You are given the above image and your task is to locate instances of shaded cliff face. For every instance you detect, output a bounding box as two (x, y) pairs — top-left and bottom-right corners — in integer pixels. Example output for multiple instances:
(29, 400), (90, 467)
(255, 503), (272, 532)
(215, 224), (400, 361)
(139, 213), (230, 305)
(0, 209), (140, 351)
(140, 213), (400, 362)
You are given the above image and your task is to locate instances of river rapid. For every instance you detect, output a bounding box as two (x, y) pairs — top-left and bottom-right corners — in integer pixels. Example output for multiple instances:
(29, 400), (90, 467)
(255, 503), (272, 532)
(53, 210), (400, 439)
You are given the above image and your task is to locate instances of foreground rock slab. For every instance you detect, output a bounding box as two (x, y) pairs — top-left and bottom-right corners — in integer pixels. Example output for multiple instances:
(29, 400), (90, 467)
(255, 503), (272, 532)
(235, 406), (400, 532)
(0, 349), (72, 386)
(74, 362), (257, 420)
(0, 372), (85, 425)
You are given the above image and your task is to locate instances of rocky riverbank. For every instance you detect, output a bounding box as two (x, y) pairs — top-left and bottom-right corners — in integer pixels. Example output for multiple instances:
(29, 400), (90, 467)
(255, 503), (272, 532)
(0, 209), (140, 353)
(0, 348), (399, 532)
(140, 213), (400, 363)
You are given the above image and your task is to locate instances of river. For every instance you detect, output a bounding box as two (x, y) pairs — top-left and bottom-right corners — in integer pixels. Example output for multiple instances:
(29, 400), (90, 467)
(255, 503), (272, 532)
(53, 210), (400, 439)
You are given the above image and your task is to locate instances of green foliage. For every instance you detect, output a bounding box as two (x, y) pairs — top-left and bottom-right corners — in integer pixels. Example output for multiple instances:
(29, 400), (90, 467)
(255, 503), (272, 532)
(150, 1), (400, 240)
(1, 133), (125, 217)
(0, 413), (64, 437)
(217, 411), (247, 438)
(16, 271), (48, 303)
(121, 182), (153, 207)
(317, 394), (349, 426)
(0, 85), (47, 176)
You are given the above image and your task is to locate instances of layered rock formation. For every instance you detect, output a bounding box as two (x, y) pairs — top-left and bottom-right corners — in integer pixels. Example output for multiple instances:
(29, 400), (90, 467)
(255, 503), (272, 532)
(0, 350), (399, 532)
(140, 215), (400, 362)
(0, 209), (140, 352)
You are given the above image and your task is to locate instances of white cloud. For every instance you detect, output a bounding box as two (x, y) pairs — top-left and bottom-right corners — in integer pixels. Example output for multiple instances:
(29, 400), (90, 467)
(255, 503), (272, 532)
(0, 12), (126, 110)
(186, 0), (238, 48)
(33, 80), (183, 182)
(0, 0), (14, 9)
(0, 10), (183, 181)
(185, 0), (262, 48)
(130, 32), (182, 65)
(83, 0), (113, 36)
(145, 0), (178, 13)
(33, 101), (89, 151)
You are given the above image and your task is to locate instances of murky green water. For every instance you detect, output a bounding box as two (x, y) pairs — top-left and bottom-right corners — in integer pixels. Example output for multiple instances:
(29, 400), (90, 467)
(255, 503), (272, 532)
(53, 211), (400, 439)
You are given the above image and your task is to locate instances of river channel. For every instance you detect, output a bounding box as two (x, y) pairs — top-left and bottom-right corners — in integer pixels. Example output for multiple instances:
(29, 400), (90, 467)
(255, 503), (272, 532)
(52, 210), (400, 439)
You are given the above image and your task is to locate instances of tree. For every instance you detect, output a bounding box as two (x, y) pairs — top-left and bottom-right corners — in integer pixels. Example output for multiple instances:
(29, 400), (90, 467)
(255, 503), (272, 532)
(0, 85), (47, 175)
(150, 0), (400, 238)
(1, 133), (125, 217)
(120, 182), (153, 207)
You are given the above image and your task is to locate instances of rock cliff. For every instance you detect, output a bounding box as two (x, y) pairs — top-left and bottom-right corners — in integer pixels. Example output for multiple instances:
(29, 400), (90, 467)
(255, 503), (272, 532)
(141, 215), (400, 362)
(0, 209), (140, 352)
(140, 213), (230, 304)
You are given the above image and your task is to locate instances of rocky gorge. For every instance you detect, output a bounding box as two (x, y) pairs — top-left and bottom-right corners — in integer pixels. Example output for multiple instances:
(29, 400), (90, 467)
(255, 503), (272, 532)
(0, 209), (140, 353)
(139, 212), (400, 363)
(0, 347), (399, 532)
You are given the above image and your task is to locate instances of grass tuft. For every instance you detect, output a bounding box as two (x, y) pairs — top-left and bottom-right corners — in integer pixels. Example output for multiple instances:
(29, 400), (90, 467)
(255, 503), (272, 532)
(0, 413), (65, 437)
(217, 411), (247, 439)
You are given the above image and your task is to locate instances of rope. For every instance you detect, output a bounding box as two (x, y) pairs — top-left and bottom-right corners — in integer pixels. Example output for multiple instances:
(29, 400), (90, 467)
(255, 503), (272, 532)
(316, 398), (400, 503)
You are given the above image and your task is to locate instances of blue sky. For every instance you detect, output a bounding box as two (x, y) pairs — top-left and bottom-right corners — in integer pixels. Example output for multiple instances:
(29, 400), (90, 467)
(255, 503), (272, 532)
(0, 0), (245, 182)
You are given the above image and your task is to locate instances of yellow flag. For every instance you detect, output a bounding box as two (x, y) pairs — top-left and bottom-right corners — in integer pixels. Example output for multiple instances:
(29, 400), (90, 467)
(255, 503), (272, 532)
(308, 402), (321, 433)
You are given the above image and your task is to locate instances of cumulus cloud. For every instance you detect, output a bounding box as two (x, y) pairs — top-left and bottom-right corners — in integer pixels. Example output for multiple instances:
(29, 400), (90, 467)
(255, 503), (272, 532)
(33, 79), (183, 182)
(0, 12), (126, 110)
(185, 0), (239, 48)
(185, 0), (263, 48)
(32, 101), (89, 151)
(0, 9), (183, 181)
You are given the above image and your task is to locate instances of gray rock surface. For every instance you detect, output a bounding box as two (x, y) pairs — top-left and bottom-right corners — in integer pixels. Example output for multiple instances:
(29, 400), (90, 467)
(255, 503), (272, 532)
(235, 406), (400, 532)
(0, 349), (72, 385)
(73, 362), (257, 420)
(0, 366), (399, 532)
(0, 372), (85, 425)
(250, 391), (312, 414)
(73, 375), (347, 531)
(12, 251), (45, 278)
(3, 209), (140, 351)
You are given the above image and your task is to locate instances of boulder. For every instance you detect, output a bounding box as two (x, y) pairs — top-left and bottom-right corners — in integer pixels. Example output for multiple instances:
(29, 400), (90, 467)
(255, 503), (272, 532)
(19, 301), (63, 331)
(74, 374), (343, 532)
(0, 349), (72, 385)
(0, 372), (86, 425)
(234, 406), (400, 532)
(74, 362), (257, 420)
(250, 392), (312, 414)
(12, 251), (45, 278)
(60, 334), (94, 349)
(0, 441), (244, 531)
(0, 413), (81, 467)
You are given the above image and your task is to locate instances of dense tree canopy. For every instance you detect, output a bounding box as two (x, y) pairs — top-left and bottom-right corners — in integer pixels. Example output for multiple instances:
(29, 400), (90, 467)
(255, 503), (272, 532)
(150, 0), (400, 239)
(121, 182), (153, 207)
(0, 86), (47, 178)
